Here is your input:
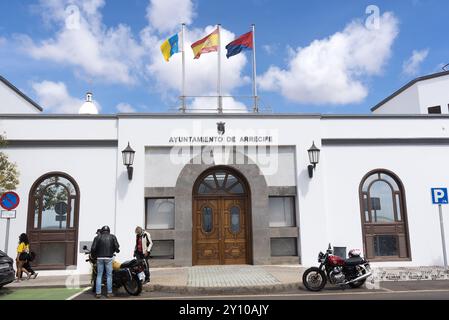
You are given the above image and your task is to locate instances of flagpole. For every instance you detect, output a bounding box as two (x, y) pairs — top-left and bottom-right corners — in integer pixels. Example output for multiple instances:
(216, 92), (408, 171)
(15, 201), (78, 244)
(251, 24), (258, 113)
(217, 24), (223, 113)
(181, 23), (186, 113)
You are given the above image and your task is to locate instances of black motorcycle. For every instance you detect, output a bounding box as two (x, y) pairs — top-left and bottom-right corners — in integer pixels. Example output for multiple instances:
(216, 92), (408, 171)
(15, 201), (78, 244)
(83, 246), (144, 296)
(302, 244), (372, 291)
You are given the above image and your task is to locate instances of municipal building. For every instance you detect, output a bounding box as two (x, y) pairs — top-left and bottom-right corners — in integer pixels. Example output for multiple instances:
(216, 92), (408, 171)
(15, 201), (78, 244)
(1, 71), (449, 275)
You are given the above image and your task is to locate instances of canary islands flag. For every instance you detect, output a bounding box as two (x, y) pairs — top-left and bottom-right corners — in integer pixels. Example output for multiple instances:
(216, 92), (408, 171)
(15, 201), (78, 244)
(160, 34), (179, 62)
(191, 28), (219, 59)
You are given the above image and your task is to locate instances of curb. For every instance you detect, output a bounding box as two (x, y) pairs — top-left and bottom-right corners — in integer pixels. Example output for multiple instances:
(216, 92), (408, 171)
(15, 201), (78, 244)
(144, 282), (302, 295)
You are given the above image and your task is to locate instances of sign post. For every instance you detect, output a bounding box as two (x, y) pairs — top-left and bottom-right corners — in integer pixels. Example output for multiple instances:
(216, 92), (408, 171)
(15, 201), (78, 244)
(0, 191), (20, 255)
(431, 188), (448, 269)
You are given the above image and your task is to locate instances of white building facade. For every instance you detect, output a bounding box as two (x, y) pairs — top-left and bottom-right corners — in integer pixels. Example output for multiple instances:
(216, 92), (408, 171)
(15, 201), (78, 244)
(1, 74), (449, 275)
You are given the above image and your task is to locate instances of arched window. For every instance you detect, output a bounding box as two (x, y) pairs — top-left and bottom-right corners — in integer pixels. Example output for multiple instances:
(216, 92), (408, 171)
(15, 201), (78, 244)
(27, 172), (80, 268)
(196, 170), (245, 195)
(31, 175), (78, 230)
(359, 170), (411, 260)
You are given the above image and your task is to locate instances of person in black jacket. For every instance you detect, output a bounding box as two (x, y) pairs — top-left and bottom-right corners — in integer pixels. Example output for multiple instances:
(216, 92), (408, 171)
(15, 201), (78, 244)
(91, 226), (120, 298)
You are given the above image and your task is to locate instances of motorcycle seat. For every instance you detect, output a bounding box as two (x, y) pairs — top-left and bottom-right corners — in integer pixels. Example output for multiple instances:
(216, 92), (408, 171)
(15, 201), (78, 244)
(344, 256), (365, 266)
(120, 259), (138, 268)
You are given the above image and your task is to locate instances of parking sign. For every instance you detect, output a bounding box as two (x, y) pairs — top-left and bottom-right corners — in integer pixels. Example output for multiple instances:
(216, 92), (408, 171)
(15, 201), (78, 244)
(432, 188), (448, 205)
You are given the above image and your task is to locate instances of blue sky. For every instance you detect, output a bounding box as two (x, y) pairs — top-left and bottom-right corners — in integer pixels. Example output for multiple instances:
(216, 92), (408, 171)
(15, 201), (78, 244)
(0, 0), (448, 114)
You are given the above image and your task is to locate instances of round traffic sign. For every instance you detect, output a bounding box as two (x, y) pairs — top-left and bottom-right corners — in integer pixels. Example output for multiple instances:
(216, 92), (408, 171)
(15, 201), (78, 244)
(0, 191), (20, 210)
(55, 202), (68, 215)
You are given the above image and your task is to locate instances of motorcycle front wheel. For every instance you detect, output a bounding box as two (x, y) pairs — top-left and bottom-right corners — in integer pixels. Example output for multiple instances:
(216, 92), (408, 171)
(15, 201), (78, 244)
(302, 267), (327, 292)
(123, 274), (143, 296)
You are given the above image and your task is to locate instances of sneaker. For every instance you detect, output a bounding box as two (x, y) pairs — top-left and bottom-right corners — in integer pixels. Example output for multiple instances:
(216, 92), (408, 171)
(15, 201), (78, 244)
(32, 273), (38, 279)
(14, 278), (21, 283)
(106, 293), (114, 298)
(95, 294), (102, 299)
(26, 274), (32, 280)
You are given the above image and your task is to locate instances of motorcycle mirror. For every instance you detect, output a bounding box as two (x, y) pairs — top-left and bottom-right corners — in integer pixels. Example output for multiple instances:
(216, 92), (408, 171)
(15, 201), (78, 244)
(328, 243), (331, 250)
(82, 245), (88, 250)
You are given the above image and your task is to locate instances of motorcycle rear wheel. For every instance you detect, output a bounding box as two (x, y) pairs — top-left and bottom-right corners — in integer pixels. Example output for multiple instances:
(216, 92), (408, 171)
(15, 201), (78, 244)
(123, 274), (143, 296)
(302, 267), (327, 292)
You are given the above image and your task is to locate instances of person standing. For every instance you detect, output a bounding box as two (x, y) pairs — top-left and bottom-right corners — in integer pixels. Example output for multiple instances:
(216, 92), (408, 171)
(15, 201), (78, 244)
(134, 226), (153, 283)
(91, 226), (120, 298)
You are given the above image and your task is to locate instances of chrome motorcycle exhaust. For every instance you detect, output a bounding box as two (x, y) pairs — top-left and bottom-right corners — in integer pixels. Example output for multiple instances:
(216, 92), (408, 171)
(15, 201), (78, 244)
(343, 265), (372, 285)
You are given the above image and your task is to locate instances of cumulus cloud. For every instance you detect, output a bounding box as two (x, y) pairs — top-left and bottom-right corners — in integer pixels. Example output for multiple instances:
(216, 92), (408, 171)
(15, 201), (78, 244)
(402, 49), (429, 76)
(31, 80), (90, 113)
(259, 12), (399, 105)
(21, 0), (145, 84)
(116, 102), (136, 113)
(146, 0), (195, 34)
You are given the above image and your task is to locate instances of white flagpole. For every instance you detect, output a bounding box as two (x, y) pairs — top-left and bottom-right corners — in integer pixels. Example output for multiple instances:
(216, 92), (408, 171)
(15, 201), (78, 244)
(251, 24), (258, 113)
(217, 24), (223, 113)
(181, 23), (186, 113)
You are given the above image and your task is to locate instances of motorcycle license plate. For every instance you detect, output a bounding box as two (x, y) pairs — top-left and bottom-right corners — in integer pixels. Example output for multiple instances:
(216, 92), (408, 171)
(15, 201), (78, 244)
(138, 272), (145, 281)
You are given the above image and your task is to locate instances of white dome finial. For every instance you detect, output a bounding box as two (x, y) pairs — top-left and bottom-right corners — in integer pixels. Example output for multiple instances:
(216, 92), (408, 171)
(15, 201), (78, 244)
(79, 92), (98, 114)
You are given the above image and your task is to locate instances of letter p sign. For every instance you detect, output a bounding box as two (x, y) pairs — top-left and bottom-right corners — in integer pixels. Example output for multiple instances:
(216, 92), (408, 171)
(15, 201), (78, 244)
(432, 188), (448, 205)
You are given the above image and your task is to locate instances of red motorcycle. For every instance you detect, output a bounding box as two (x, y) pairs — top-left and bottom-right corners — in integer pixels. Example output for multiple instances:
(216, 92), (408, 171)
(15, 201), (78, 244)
(302, 244), (372, 291)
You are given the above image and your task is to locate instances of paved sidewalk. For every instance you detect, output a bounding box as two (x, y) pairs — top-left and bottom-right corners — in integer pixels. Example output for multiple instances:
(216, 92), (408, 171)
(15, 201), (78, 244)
(146, 265), (304, 294)
(4, 265), (304, 294)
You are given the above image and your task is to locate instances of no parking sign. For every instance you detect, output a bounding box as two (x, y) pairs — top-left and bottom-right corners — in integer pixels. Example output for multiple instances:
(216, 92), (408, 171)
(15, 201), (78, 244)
(1, 191), (20, 255)
(0, 191), (20, 211)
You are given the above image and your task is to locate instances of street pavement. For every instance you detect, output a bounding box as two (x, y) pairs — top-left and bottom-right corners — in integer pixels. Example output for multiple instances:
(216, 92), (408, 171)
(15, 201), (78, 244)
(73, 280), (449, 300)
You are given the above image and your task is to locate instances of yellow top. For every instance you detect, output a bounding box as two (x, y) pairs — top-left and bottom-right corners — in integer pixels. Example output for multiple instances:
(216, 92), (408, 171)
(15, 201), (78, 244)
(17, 242), (29, 254)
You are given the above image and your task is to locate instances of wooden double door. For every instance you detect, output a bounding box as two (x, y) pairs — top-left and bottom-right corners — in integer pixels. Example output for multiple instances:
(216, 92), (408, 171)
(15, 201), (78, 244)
(193, 197), (250, 265)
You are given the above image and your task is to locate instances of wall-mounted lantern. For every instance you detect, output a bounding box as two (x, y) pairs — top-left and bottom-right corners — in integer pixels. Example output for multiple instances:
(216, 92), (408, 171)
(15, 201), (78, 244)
(122, 142), (135, 180)
(307, 141), (320, 178)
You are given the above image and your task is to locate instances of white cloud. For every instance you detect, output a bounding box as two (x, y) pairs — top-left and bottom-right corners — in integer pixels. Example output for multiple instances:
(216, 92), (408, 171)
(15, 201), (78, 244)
(259, 12), (399, 105)
(32, 80), (100, 114)
(188, 96), (248, 113)
(146, 0), (195, 34)
(0, 37), (6, 47)
(402, 49), (429, 76)
(22, 0), (145, 84)
(116, 102), (136, 113)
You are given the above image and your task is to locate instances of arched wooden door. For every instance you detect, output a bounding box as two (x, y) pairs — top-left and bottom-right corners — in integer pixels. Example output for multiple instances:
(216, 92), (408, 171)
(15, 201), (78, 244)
(27, 172), (80, 269)
(193, 167), (252, 265)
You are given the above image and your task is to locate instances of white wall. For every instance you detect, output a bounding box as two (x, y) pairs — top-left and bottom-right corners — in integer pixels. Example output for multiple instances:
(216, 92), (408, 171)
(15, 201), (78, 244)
(144, 146), (297, 188)
(373, 84), (420, 114)
(323, 144), (449, 267)
(0, 81), (41, 114)
(373, 74), (449, 115)
(418, 75), (449, 114)
(0, 146), (117, 275)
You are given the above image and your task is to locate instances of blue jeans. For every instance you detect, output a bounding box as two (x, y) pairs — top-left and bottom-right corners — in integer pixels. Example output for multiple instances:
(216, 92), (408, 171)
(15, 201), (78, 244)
(96, 258), (113, 295)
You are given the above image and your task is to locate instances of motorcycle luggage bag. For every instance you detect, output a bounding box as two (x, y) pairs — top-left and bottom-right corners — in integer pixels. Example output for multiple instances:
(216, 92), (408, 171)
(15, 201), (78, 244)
(113, 268), (132, 282)
(120, 259), (138, 268)
(344, 256), (365, 266)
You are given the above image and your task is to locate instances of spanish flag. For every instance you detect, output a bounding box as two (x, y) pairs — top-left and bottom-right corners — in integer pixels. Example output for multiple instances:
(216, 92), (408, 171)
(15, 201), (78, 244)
(191, 28), (219, 59)
(160, 33), (179, 62)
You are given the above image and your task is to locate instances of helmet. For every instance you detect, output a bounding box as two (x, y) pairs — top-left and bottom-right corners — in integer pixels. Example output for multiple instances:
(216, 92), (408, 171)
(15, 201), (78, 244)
(101, 226), (110, 233)
(348, 249), (361, 258)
